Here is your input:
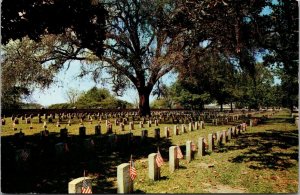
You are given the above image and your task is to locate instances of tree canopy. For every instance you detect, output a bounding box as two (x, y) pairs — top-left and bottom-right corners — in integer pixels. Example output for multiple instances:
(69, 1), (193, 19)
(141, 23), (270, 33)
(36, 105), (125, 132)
(1, 0), (298, 113)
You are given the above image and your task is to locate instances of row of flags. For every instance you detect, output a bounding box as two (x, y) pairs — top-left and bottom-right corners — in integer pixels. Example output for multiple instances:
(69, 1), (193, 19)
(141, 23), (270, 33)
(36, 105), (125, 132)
(79, 143), (199, 194)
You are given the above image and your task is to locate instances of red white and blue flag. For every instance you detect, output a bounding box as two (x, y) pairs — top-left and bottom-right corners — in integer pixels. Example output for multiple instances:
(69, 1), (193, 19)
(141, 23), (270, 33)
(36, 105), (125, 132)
(156, 149), (164, 167)
(176, 145), (183, 159)
(129, 155), (137, 181)
(82, 170), (92, 194)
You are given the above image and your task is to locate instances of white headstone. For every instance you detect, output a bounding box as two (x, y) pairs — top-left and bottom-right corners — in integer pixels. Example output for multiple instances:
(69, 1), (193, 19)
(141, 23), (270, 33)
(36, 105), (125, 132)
(117, 163), (133, 193)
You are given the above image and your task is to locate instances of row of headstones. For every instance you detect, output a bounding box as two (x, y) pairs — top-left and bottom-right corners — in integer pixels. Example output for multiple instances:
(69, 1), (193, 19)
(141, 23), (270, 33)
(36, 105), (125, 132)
(3, 107), (277, 121)
(18, 119), (204, 141)
(67, 123), (247, 193)
(2, 109), (256, 125)
(116, 124), (247, 193)
(12, 120), (206, 164)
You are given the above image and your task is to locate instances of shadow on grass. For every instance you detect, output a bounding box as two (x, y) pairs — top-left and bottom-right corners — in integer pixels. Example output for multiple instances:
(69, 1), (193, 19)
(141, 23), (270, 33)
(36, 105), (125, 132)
(262, 117), (295, 124)
(1, 131), (172, 193)
(226, 128), (298, 170)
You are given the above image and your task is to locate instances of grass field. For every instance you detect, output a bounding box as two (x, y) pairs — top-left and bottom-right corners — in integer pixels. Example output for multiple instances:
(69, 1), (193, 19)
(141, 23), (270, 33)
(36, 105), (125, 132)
(1, 109), (298, 193)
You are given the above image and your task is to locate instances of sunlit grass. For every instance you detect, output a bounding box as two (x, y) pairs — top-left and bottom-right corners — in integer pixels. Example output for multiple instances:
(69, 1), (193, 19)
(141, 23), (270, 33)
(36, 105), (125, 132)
(1, 109), (298, 193)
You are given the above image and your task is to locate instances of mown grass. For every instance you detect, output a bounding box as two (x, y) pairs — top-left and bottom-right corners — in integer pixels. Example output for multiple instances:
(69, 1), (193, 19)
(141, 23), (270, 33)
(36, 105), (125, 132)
(1, 109), (298, 193)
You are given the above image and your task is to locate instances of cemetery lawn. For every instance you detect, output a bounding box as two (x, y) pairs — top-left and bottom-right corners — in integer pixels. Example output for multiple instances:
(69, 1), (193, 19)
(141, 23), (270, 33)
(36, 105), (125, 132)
(1, 109), (298, 193)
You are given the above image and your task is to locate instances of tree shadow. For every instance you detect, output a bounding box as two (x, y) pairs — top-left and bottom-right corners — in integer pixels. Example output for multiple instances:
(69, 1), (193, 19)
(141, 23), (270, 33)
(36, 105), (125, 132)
(1, 131), (172, 193)
(226, 129), (298, 170)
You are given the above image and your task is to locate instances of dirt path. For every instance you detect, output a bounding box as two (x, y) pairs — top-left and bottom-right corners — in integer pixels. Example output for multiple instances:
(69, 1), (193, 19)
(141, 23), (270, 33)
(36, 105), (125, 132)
(203, 183), (247, 193)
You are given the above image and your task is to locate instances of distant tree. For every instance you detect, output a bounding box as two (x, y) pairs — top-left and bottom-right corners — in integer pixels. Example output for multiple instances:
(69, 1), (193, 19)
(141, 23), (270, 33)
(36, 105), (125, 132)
(234, 63), (281, 109)
(64, 87), (81, 104)
(169, 81), (211, 110)
(74, 87), (131, 109)
(48, 103), (73, 109)
(152, 83), (174, 109)
(20, 102), (44, 109)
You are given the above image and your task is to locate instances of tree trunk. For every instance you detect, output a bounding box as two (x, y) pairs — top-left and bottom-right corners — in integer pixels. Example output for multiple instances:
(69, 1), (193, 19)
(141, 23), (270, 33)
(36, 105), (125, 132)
(220, 103), (223, 112)
(138, 90), (151, 116)
(230, 102), (233, 112)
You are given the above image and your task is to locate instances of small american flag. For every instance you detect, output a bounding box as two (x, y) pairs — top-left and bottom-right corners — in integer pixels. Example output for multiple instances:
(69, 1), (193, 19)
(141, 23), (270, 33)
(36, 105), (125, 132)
(156, 149), (164, 167)
(90, 139), (95, 145)
(65, 143), (69, 152)
(191, 142), (197, 151)
(20, 149), (29, 161)
(81, 171), (92, 194)
(176, 146), (183, 159)
(203, 138), (208, 146)
(129, 156), (137, 181)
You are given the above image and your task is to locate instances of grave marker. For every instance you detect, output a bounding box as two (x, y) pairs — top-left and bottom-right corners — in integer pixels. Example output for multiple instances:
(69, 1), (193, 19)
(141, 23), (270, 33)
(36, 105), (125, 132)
(120, 123), (125, 131)
(25, 118), (30, 124)
(173, 125), (179, 135)
(186, 140), (192, 163)
(148, 153), (160, 180)
(139, 121), (144, 128)
(198, 137), (205, 156)
(164, 127), (170, 138)
(154, 119), (159, 126)
(200, 121), (205, 129)
(14, 118), (19, 124)
(181, 124), (186, 133)
(216, 131), (221, 145)
(169, 146), (179, 173)
(222, 130), (227, 144)
(154, 128), (160, 139)
(129, 122), (134, 130)
(188, 123), (193, 131)
(141, 130), (148, 141)
(117, 163), (133, 193)
(68, 177), (93, 193)
(227, 128), (232, 141)
(79, 126), (86, 137)
(208, 134), (214, 151)
(60, 128), (68, 139)
(95, 125), (101, 135)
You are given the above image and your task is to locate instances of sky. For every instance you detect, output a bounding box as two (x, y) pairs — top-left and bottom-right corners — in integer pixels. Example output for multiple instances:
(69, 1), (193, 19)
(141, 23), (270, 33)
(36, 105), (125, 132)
(26, 61), (177, 107)
(25, 3), (276, 107)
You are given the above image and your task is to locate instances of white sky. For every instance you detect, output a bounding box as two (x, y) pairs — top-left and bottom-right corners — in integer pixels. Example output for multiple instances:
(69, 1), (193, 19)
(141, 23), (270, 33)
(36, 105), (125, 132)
(26, 61), (177, 107)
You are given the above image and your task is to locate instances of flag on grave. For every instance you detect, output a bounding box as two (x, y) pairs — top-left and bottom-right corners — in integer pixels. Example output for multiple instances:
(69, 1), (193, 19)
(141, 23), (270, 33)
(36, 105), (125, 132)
(20, 149), (29, 161)
(65, 143), (69, 152)
(203, 138), (208, 147)
(156, 148), (164, 167)
(191, 142), (197, 151)
(129, 155), (137, 181)
(176, 145), (183, 159)
(81, 170), (92, 194)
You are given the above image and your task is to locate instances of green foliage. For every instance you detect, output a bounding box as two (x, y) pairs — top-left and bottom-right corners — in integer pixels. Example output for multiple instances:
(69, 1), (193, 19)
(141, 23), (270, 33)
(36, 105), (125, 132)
(20, 102), (43, 109)
(48, 87), (132, 109)
(48, 103), (75, 109)
(150, 99), (170, 109)
(170, 82), (212, 110)
(234, 63), (283, 109)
